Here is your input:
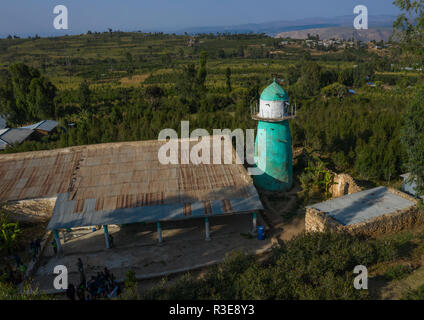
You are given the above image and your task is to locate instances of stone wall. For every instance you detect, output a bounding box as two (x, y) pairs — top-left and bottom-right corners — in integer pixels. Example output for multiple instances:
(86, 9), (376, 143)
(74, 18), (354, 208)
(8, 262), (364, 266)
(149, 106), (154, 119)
(4, 197), (56, 223)
(329, 173), (362, 198)
(305, 189), (421, 237)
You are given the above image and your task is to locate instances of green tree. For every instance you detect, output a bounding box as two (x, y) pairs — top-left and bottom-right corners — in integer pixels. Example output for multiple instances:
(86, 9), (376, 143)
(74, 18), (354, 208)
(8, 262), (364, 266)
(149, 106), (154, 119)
(0, 63), (56, 124)
(321, 82), (349, 99)
(0, 209), (21, 254)
(78, 80), (91, 112)
(225, 67), (232, 92)
(400, 87), (424, 193)
(393, 0), (424, 66)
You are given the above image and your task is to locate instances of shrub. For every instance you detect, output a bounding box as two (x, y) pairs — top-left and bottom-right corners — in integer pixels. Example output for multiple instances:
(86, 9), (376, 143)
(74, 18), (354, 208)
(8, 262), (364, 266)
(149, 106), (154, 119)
(383, 265), (413, 281)
(402, 284), (424, 300)
(142, 233), (400, 300)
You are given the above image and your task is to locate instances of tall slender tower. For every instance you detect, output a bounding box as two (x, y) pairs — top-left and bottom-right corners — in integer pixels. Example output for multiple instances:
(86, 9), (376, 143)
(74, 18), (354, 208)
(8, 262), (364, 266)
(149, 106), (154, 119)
(252, 78), (296, 192)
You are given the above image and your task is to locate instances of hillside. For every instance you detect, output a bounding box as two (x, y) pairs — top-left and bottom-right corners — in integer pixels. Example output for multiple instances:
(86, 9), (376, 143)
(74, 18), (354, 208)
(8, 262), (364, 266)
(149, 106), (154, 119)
(174, 15), (396, 36)
(275, 27), (393, 41)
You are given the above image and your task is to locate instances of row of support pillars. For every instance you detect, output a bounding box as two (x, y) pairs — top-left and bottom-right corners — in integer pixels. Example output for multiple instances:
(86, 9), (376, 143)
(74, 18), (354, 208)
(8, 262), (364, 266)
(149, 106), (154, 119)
(155, 212), (258, 243)
(53, 212), (260, 254)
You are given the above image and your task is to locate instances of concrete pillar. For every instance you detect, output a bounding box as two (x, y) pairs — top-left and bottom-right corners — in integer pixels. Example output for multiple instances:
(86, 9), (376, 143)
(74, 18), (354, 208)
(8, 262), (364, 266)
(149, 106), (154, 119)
(205, 217), (211, 241)
(103, 225), (111, 249)
(53, 229), (63, 255)
(157, 222), (163, 243)
(252, 212), (257, 234)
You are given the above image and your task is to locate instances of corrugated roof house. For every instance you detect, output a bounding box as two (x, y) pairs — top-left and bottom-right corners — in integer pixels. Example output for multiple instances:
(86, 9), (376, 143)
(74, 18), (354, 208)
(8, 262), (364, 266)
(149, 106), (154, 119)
(0, 128), (34, 150)
(21, 120), (59, 134)
(0, 116), (6, 129)
(0, 137), (263, 231)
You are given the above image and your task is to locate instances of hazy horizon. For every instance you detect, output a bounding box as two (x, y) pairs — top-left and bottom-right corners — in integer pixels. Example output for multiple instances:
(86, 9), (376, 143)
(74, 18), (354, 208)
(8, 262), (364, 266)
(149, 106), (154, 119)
(0, 0), (400, 38)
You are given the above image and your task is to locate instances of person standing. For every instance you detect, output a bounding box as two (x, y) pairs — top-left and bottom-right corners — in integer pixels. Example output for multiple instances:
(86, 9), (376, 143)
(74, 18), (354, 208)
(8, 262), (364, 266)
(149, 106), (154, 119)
(35, 238), (41, 254)
(77, 258), (84, 274)
(77, 284), (86, 301)
(13, 254), (22, 268)
(66, 283), (76, 300)
(51, 240), (57, 256)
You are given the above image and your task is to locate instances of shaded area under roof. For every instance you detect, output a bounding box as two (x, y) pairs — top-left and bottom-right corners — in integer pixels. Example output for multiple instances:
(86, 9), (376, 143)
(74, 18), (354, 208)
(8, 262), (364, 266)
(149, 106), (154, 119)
(306, 187), (415, 226)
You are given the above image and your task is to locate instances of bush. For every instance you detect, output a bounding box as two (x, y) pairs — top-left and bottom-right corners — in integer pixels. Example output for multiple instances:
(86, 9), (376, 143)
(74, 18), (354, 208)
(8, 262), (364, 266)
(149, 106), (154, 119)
(142, 233), (401, 300)
(383, 265), (413, 281)
(402, 284), (424, 300)
(119, 270), (140, 300)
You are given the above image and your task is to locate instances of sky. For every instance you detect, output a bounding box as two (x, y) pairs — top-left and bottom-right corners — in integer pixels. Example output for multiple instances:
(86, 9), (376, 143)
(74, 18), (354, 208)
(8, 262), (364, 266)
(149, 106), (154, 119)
(0, 0), (400, 37)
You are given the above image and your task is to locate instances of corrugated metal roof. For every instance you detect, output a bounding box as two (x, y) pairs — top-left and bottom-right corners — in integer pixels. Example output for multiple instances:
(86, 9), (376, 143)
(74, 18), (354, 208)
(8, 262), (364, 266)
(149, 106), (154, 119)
(0, 137), (263, 229)
(0, 116), (6, 129)
(0, 128), (34, 145)
(0, 138), (9, 150)
(306, 187), (415, 226)
(21, 120), (59, 132)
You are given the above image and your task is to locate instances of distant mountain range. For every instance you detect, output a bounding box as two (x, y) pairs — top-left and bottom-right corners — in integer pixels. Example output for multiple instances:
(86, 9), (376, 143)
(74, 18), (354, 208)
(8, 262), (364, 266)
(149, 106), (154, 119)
(173, 14), (396, 41)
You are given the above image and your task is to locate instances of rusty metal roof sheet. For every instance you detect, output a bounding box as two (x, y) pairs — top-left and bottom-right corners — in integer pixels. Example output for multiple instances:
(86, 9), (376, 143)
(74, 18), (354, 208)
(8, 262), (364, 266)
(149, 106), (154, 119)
(0, 137), (263, 228)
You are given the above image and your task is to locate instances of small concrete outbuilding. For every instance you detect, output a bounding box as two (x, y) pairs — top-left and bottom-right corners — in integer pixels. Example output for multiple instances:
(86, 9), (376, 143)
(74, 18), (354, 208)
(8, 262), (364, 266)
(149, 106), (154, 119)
(305, 186), (418, 236)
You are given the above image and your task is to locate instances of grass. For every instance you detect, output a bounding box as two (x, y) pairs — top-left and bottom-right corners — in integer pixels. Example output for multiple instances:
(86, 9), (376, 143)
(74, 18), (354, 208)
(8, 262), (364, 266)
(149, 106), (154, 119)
(402, 284), (424, 300)
(383, 264), (414, 281)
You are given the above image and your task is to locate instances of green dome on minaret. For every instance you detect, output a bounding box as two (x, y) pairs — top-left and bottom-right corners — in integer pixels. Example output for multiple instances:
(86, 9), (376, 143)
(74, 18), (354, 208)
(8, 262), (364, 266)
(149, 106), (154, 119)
(260, 79), (289, 101)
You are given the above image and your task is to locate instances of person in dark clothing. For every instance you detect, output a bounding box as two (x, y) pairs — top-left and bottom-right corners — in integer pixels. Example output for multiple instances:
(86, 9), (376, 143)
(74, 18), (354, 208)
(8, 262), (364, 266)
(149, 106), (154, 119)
(77, 258), (84, 273)
(35, 238), (41, 254)
(108, 234), (114, 248)
(51, 241), (57, 255)
(80, 272), (86, 288)
(13, 254), (22, 267)
(77, 285), (86, 301)
(66, 283), (76, 300)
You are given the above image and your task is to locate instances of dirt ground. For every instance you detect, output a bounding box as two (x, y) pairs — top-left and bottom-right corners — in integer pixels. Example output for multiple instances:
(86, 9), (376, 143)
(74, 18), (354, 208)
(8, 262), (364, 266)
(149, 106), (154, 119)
(33, 214), (275, 292)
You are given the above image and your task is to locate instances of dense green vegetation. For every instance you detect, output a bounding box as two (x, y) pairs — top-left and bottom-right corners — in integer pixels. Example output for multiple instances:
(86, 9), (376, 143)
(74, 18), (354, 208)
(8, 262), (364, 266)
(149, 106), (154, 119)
(0, 29), (421, 187)
(1, 0), (424, 301)
(142, 232), (401, 300)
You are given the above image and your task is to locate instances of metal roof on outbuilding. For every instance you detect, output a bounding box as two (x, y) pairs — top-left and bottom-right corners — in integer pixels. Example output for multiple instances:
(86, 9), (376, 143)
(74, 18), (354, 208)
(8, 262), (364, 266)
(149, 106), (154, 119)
(0, 116), (6, 129)
(307, 187), (415, 226)
(0, 128), (34, 145)
(0, 138), (9, 150)
(21, 120), (59, 132)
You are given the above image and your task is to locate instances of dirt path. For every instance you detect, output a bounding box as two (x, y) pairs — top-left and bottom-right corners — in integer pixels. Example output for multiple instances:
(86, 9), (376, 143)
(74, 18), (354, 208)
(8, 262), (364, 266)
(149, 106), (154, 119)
(370, 266), (424, 300)
(259, 180), (305, 242)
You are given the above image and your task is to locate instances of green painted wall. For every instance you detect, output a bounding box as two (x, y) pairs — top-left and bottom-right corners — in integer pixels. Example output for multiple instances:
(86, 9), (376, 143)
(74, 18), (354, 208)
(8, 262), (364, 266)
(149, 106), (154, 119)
(253, 120), (293, 191)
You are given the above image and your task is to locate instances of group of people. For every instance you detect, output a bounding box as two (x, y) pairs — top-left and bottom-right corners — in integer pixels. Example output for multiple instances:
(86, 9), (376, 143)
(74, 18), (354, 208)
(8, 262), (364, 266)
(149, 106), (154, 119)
(0, 260), (24, 285)
(1, 240), (39, 285)
(65, 258), (121, 300)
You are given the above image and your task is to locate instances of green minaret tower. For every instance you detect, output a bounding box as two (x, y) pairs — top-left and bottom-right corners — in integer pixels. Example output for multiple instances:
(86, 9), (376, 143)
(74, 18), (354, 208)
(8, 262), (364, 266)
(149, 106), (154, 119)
(252, 79), (296, 192)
